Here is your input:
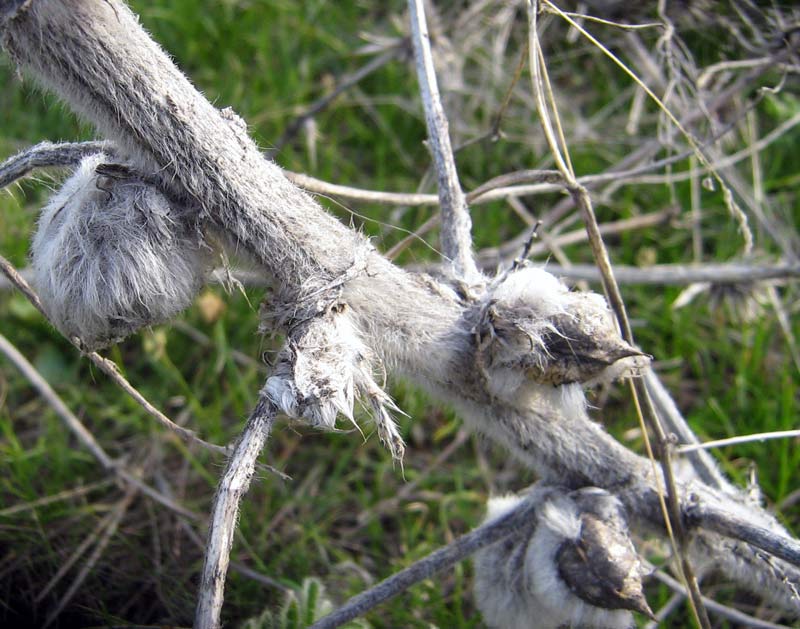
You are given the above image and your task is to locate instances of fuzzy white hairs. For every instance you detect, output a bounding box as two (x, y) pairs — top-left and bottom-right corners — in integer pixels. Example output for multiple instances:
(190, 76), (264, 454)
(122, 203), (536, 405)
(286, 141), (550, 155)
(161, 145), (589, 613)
(263, 301), (406, 461)
(478, 266), (646, 396)
(31, 153), (209, 349)
(473, 487), (652, 629)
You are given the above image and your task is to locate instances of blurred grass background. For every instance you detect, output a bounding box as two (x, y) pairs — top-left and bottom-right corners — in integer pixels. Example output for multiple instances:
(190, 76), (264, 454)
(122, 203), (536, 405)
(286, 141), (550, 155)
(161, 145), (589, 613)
(0, 1), (798, 627)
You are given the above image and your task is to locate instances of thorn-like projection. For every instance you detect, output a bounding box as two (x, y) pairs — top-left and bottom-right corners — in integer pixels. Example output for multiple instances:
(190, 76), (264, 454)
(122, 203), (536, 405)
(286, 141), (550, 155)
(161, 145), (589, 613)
(556, 488), (655, 621)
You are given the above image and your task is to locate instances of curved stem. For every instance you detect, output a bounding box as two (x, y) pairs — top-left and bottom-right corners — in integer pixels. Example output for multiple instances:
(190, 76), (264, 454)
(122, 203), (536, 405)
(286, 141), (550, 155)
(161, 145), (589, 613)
(195, 397), (276, 629)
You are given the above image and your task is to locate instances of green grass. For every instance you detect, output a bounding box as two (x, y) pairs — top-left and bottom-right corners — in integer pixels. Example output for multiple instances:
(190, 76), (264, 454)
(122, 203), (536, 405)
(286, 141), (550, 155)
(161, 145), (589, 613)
(1, 2), (798, 628)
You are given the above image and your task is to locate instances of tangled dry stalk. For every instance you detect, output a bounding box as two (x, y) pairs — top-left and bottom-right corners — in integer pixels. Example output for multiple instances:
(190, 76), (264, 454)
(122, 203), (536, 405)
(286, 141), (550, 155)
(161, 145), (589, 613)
(1, 0), (799, 627)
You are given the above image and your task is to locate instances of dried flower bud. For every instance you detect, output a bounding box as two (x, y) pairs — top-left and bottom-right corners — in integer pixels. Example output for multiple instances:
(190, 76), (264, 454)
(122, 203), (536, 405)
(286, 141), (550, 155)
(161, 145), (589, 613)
(474, 486), (652, 629)
(478, 267), (647, 397)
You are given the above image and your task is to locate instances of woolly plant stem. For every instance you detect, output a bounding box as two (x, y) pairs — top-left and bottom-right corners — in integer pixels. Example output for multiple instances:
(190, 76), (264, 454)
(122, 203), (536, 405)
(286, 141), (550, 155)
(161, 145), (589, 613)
(195, 396), (276, 629)
(0, 0), (640, 494)
(3, 0), (800, 618)
(688, 502), (800, 568)
(407, 0), (480, 283)
(0, 140), (107, 188)
(311, 492), (541, 629)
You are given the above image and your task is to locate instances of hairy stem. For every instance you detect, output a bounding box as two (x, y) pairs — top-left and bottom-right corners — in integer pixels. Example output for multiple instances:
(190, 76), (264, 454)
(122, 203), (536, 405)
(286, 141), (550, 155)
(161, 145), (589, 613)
(195, 397), (275, 629)
(407, 0), (480, 283)
(3, 0), (799, 619)
(311, 491), (541, 629)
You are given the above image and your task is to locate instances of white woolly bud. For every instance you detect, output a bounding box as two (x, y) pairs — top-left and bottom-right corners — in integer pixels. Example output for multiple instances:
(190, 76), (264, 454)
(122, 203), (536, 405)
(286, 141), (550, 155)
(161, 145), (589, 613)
(483, 493), (528, 523)
(31, 154), (209, 349)
(538, 496), (582, 540)
(479, 266), (647, 397)
(491, 266), (569, 319)
(474, 488), (651, 629)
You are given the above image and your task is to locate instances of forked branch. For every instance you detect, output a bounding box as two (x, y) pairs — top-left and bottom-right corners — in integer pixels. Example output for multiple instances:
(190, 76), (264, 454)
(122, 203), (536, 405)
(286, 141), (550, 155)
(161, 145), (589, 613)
(2, 0), (799, 626)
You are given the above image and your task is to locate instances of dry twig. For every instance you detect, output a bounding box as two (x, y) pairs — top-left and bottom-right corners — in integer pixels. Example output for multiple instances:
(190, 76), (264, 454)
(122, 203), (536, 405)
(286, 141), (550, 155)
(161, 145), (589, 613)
(0, 330), (199, 520)
(195, 396), (276, 629)
(407, 0), (480, 283)
(541, 261), (800, 285)
(42, 485), (138, 628)
(528, 2), (710, 624)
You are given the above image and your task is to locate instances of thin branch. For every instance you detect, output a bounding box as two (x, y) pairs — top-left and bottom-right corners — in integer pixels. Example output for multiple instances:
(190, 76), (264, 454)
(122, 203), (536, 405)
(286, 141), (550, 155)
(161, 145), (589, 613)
(527, 3), (571, 177)
(42, 485), (138, 628)
(194, 396), (276, 629)
(0, 265), (32, 289)
(0, 331), (200, 521)
(35, 495), (125, 603)
(407, 0), (480, 282)
(384, 212), (441, 260)
(646, 589), (687, 629)
(0, 256), (196, 443)
(311, 493), (540, 629)
(643, 370), (730, 492)
(453, 38), (529, 152)
(274, 43), (406, 151)
(612, 111), (800, 185)
(540, 261), (800, 285)
(651, 570), (794, 629)
(87, 352), (232, 454)
(0, 254), (48, 318)
(284, 177), (673, 264)
(529, 208), (675, 259)
(678, 429), (800, 454)
(0, 331), (112, 468)
(0, 140), (107, 188)
(0, 479), (114, 517)
(697, 55), (775, 88)
(552, 9), (664, 31)
(466, 169), (564, 202)
(285, 171), (439, 206)
(281, 107), (783, 210)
